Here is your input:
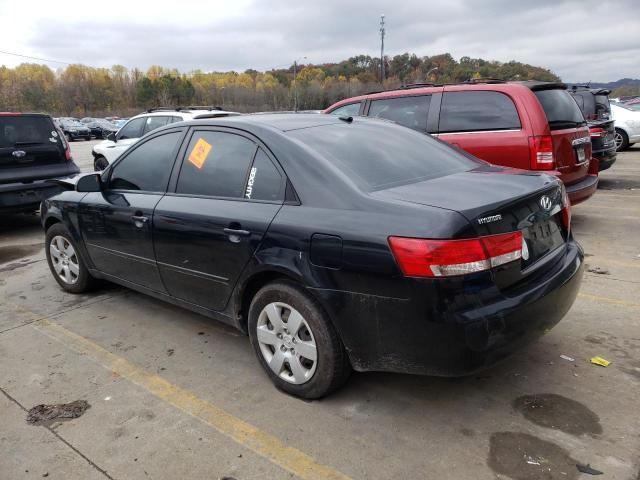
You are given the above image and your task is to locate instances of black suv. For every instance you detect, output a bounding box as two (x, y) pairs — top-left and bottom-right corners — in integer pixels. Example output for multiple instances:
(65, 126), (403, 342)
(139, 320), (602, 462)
(57, 117), (92, 141)
(0, 113), (80, 213)
(569, 86), (617, 170)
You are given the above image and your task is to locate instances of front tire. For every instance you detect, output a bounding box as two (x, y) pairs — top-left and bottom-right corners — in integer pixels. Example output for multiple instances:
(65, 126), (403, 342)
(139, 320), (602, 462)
(248, 281), (351, 399)
(94, 155), (109, 171)
(45, 223), (98, 293)
(614, 128), (629, 152)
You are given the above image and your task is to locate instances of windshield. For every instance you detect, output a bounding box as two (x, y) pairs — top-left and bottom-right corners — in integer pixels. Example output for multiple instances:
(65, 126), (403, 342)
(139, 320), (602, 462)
(62, 120), (84, 127)
(535, 89), (586, 130)
(0, 116), (57, 147)
(288, 120), (478, 191)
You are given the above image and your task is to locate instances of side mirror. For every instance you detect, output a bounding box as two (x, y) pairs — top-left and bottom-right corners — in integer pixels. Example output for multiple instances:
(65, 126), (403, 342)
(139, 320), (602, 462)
(107, 132), (117, 142)
(76, 173), (102, 192)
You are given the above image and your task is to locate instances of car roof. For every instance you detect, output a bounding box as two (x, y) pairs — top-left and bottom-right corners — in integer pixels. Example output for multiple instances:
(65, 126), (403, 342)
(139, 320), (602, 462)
(180, 113), (344, 132)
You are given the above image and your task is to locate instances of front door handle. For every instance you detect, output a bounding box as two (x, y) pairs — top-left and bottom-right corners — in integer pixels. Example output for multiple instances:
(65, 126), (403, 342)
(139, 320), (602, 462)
(224, 227), (251, 243)
(131, 215), (148, 228)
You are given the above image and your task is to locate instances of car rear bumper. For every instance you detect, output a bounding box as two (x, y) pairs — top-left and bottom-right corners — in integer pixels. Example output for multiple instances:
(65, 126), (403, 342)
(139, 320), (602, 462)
(593, 147), (617, 171)
(313, 240), (583, 376)
(565, 174), (598, 205)
(0, 179), (65, 212)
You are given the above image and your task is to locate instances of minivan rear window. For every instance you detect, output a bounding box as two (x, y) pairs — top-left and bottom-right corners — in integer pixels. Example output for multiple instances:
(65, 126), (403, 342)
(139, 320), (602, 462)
(0, 116), (56, 148)
(534, 89), (586, 130)
(289, 121), (477, 191)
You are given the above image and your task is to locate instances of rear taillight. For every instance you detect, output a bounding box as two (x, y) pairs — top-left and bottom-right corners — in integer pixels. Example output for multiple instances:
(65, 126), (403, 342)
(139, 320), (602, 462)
(589, 127), (607, 138)
(529, 135), (555, 170)
(560, 184), (571, 230)
(388, 231), (523, 278)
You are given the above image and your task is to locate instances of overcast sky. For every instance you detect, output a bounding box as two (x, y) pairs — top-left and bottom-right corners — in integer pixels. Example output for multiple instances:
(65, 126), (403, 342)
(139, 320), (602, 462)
(0, 0), (638, 81)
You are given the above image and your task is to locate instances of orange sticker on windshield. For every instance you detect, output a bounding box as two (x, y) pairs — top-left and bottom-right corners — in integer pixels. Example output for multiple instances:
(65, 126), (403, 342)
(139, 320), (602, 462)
(188, 138), (212, 169)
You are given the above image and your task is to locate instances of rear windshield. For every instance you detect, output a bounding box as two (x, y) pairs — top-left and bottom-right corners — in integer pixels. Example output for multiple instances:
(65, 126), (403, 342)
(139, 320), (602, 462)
(535, 89), (586, 130)
(288, 120), (478, 191)
(0, 116), (57, 148)
(595, 94), (611, 114)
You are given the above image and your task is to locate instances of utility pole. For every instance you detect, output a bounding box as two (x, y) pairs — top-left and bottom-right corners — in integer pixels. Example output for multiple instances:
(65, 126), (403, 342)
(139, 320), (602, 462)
(379, 14), (385, 84)
(293, 60), (298, 112)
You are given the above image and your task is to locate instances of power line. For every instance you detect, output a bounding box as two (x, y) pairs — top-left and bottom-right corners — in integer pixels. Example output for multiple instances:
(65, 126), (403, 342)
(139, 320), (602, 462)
(0, 49), (75, 65)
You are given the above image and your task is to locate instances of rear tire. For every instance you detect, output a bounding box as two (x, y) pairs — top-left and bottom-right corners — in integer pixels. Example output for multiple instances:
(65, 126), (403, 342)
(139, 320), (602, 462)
(94, 156), (109, 171)
(615, 128), (629, 152)
(248, 281), (351, 399)
(45, 223), (98, 293)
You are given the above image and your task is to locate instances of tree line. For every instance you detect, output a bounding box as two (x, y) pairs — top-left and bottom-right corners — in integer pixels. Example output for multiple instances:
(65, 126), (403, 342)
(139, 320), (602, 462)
(0, 53), (562, 116)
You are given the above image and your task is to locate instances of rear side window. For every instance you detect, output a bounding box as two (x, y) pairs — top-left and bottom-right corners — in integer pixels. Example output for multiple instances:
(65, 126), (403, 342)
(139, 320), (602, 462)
(245, 149), (283, 202)
(0, 116), (57, 148)
(176, 131), (256, 198)
(109, 131), (182, 191)
(534, 89), (586, 130)
(594, 94), (611, 117)
(117, 117), (145, 139)
(329, 103), (361, 116)
(368, 95), (430, 132)
(439, 91), (521, 133)
(143, 116), (170, 134)
(289, 122), (477, 191)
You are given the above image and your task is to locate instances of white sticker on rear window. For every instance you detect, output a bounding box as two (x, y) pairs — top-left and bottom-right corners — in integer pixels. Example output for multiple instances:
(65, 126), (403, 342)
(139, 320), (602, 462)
(51, 130), (58, 137)
(245, 167), (257, 199)
(49, 137), (57, 143)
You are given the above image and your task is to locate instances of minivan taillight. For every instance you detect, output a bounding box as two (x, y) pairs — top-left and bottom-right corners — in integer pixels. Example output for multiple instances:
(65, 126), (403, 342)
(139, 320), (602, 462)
(560, 183), (571, 230)
(589, 127), (607, 138)
(529, 135), (555, 170)
(388, 232), (523, 278)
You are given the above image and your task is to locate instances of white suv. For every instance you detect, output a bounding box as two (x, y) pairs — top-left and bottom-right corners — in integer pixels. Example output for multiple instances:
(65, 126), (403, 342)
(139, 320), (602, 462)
(91, 107), (239, 170)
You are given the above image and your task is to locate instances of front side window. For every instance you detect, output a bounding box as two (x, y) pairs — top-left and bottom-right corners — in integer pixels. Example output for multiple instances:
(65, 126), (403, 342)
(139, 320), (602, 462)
(117, 117), (145, 140)
(439, 91), (521, 133)
(109, 131), (182, 191)
(176, 131), (256, 198)
(369, 95), (431, 131)
(143, 116), (170, 134)
(329, 103), (361, 116)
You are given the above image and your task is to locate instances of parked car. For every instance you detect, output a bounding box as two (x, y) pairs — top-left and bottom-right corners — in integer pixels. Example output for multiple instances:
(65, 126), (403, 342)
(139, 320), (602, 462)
(91, 107), (239, 170)
(326, 80), (598, 205)
(611, 103), (640, 151)
(569, 86), (616, 170)
(41, 114), (583, 398)
(58, 118), (92, 141)
(83, 119), (118, 139)
(0, 113), (79, 213)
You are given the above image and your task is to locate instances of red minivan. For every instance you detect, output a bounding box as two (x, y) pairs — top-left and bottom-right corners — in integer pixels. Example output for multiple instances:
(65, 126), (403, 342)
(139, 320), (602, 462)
(325, 81), (598, 204)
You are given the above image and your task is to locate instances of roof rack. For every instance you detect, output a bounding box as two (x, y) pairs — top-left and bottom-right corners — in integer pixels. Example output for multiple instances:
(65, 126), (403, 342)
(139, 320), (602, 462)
(462, 77), (506, 84)
(146, 107), (180, 113)
(182, 106), (225, 111)
(399, 82), (436, 89)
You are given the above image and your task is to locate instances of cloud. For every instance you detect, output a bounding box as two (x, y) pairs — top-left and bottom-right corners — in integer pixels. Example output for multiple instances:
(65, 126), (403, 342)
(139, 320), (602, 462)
(0, 0), (637, 81)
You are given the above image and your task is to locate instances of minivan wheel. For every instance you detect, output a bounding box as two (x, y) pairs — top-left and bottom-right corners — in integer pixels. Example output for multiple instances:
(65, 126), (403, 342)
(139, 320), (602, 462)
(45, 223), (98, 293)
(94, 155), (109, 171)
(248, 281), (351, 399)
(614, 128), (629, 152)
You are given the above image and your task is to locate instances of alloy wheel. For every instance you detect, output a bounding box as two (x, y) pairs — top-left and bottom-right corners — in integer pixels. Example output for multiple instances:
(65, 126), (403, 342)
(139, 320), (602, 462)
(256, 302), (318, 384)
(614, 131), (624, 150)
(49, 235), (80, 285)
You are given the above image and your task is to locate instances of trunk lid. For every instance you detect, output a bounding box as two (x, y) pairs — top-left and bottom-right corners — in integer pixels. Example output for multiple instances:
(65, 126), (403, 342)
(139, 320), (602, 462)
(0, 115), (67, 171)
(531, 88), (591, 185)
(373, 166), (568, 284)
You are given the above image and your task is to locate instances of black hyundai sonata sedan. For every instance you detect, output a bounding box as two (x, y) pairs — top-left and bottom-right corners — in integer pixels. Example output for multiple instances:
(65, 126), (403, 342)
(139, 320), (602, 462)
(41, 114), (584, 398)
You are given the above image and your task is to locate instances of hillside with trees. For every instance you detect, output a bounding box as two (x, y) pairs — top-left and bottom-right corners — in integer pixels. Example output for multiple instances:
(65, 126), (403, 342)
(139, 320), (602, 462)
(0, 53), (560, 116)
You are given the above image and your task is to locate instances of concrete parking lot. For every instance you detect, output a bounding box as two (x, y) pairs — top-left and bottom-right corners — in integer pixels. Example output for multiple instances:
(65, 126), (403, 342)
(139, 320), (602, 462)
(1, 141), (639, 480)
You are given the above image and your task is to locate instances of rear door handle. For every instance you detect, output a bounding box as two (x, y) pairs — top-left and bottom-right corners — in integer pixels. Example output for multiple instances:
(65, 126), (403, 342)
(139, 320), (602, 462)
(131, 215), (148, 227)
(224, 227), (251, 243)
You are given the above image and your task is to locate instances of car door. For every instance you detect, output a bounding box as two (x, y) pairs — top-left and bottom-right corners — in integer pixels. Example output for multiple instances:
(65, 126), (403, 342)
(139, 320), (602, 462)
(104, 116), (147, 161)
(153, 128), (285, 311)
(78, 128), (185, 291)
(435, 90), (530, 170)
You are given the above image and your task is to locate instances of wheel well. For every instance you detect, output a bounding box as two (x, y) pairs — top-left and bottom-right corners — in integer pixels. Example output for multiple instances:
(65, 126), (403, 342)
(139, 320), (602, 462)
(238, 271), (297, 332)
(44, 217), (61, 231)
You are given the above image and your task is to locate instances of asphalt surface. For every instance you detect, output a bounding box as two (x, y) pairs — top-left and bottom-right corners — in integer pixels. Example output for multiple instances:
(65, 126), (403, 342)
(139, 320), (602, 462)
(1, 141), (639, 480)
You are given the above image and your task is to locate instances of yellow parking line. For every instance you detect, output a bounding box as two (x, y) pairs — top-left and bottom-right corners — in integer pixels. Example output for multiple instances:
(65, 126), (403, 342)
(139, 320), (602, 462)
(578, 293), (640, 309)
(6, 302), (350, 480)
